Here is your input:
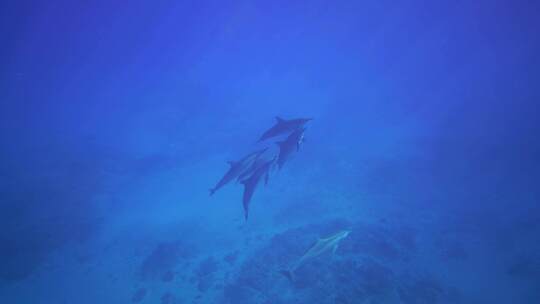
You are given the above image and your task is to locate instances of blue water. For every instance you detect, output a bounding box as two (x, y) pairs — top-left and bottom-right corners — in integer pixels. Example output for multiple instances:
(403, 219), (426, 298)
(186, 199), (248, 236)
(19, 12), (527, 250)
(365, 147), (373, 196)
(1, 1), (539, 303)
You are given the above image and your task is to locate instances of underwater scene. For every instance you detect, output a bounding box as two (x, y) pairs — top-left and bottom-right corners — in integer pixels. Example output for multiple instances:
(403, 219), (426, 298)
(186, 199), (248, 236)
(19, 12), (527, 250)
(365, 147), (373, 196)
(1, 1), (539, 303)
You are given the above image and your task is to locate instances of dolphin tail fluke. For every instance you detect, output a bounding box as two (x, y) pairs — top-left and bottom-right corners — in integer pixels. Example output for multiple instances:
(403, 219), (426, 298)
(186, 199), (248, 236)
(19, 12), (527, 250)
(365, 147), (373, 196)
(241, 181), (250, 221)
(276, 160), (284, 171)
(279, 270), (294, 282)
(243, 198), (249, 221)
(209, 188), (216, 196)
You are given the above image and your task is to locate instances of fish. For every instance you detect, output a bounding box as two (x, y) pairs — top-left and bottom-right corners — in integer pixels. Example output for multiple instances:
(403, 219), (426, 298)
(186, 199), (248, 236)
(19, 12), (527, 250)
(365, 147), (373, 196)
(276, 127), (306, 169)
(209, 148), (267, 196)
(258, 116), (312, 142)
(240, 157), (275, 220)
(280, 230), (351, 282)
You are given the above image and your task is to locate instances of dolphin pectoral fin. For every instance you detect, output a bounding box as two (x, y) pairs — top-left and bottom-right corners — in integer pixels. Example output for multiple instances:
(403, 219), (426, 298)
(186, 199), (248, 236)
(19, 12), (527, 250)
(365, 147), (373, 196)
(242, 199), (249, 222)
(257, 147), (268, 157)
(241, 181), (250, 221)
(279, 269), (294, 282)
(332, 244), (338, 255)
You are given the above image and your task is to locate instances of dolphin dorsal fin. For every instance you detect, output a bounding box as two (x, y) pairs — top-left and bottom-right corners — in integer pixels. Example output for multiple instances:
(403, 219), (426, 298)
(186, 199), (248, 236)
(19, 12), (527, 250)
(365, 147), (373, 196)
(275, 116), (285, 123)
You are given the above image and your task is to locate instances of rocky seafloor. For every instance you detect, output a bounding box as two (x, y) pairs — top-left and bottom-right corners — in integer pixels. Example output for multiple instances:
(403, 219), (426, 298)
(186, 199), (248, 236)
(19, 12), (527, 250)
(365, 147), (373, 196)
(131, 217), (466, 304)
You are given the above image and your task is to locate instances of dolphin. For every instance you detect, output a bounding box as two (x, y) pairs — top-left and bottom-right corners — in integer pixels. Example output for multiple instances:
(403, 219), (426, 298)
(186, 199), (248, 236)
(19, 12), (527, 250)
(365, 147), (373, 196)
(237, 157), (267, 182)
(240, 157), (275, 220)
(276, 127), (305, 169)
(209, 148), (267, 196)
(280, 230), (351, 282)
(258, 116), (312, 142)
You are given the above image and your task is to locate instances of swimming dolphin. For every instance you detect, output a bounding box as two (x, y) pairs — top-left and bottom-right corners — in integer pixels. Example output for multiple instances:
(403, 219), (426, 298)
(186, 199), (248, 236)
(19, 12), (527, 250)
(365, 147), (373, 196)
(237, 157), (267, 182)
(258, 116), (312, 142)
(280, 230), (351, 282)
(209, 148), (267, 196)
(240, 157), (275, 221)
(276, 127), (305, 169)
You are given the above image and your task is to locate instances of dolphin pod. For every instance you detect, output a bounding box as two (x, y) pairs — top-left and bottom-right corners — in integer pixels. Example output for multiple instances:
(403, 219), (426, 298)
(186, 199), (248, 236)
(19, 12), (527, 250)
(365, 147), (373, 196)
(209, 116), (312, 220)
